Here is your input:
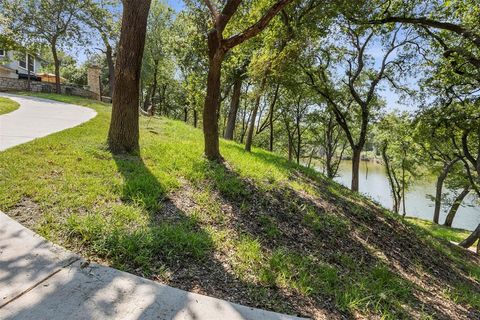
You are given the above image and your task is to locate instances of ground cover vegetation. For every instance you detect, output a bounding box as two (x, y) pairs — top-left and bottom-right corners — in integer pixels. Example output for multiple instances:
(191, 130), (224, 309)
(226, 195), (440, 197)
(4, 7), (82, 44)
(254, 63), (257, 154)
(0, 0), (479, 318)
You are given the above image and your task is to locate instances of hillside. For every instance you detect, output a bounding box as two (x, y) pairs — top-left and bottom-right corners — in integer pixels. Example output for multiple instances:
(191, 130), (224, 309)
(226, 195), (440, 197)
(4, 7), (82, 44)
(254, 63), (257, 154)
(0, 94), (479, 319)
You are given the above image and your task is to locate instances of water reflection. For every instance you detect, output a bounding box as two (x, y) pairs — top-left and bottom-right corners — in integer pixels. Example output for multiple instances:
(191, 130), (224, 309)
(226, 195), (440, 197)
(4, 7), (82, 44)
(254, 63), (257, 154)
(329, 160), (480, 231)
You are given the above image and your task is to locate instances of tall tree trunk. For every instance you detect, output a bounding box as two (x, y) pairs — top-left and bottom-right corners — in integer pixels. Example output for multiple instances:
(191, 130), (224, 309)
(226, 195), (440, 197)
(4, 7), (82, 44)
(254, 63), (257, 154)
(288, 137), (293, 162)
(150, 59), (159, 114)
(459, 223), (480, 250)
(184, 107), (188, 122)
(51, 41), (61, 94)
(193, 109), (198, 128)
(269, 111), (274, 151)
(269, 83), (280, 152)
(224, 75), (242, 140)
(106, 43), (115, 97)
(245, 76), (267, 152)
(203, 30), (224, 161)
(351, 148), (361, 192)
(433, 160), (458, 224)
(143, 86), (152, 111)
(296, 117), (301, 164)
(401, 156), (407, 217)
(108, 0), (151, 153)
(444, 185), (470, 227)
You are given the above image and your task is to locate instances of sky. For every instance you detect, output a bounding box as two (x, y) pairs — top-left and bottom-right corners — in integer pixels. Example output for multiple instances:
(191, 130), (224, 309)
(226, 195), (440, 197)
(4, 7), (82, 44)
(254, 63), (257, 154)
(167, 0), (185, 11)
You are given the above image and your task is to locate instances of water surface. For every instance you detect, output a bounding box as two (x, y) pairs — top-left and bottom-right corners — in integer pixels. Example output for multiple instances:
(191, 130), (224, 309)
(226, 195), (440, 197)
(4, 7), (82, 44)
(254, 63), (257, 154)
(330, 160), (480, 231)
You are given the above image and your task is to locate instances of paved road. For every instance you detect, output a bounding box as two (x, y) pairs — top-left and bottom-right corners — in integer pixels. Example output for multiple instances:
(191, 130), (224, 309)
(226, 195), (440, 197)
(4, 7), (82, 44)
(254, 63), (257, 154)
(0, 94), (306, 320)
(0, 93), (97, 151)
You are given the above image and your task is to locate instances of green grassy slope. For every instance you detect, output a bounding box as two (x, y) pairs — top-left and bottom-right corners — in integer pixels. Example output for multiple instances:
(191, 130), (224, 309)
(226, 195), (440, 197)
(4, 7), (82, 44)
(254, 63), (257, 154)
(0, 97), (20, 115)
(0, 93), (479, 319)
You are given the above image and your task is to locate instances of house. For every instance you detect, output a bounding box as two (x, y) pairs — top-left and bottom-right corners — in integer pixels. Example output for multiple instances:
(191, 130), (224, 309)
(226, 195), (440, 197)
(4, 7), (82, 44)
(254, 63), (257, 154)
(0, 49), (43, 80)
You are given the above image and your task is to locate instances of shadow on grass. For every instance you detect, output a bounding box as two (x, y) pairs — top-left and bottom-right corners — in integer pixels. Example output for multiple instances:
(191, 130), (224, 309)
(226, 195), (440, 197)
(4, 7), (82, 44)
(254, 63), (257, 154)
(110, 154), (309, 318)
(199, 146), (480, 319)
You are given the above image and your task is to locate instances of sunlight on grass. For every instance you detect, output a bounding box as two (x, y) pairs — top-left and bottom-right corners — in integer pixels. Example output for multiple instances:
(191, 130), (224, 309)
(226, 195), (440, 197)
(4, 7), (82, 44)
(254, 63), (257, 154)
(0, 97), (20, 115)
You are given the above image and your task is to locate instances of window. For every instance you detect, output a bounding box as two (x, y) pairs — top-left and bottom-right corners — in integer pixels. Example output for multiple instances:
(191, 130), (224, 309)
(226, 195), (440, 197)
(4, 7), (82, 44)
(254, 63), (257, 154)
(0, 50), (5, 57)
(27, 54), (34, 73)
(18, 54), (35, 73)
(19, 55), (26, 69)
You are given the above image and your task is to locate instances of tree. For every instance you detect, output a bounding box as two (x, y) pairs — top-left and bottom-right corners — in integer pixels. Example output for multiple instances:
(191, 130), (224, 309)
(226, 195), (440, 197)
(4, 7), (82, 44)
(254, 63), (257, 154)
(81, 0), (120, 96)
(200, 0), (295, 161)
(364, 0), (480, 92)
(107, 0), (152, 153)
(224, 68), (245, 140)
(304, 21), (416, 191)
(3, 0), (87, 93)
(459, 223), (480, 253)
(141, 1), (175, 114)
(413, 106), (462, 224)
(309, 106), (347, 178)
(377, 112), (418, 215)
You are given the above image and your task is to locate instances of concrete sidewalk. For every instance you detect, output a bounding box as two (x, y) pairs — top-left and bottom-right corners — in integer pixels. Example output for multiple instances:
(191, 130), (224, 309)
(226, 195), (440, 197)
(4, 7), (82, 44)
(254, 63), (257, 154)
(0, 94), (306, 319)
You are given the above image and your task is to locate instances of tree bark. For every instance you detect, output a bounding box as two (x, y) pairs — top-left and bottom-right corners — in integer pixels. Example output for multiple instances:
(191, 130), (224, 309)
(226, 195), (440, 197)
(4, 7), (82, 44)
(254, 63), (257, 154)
(203, 30), (224, 161)
(351, 148), (361, 192)
(107, 0), (151, 153)
(105, 41), (115, 97)
(459, 223), (480, 250)
(193, 109), (198, 128)
(296, 114), (301, 164)
(224, 75), (242, 140)
(444, 185), (470, 227)
(433, 160), (458, 224)
(51, 41), (61, 94)
(245, 76), (267, 152)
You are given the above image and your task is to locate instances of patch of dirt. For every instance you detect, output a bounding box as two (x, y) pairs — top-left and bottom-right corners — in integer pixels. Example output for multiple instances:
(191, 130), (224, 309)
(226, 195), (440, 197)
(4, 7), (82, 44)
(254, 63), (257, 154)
(7, 197), (43, 229)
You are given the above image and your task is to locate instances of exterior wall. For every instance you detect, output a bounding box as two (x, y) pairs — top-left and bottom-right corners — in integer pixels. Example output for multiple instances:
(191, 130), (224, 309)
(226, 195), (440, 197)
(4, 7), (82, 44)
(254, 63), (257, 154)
(87, 66), (101, 100)
(0, 77), (98, 100)
(0, 51), (42, 75)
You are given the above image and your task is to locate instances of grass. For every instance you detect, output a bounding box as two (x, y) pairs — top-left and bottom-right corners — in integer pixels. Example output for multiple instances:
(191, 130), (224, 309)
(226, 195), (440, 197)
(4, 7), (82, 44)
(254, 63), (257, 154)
(406, 217), (478, 248)
(0, 92), (479, 319)
(0, 97), (20, 115)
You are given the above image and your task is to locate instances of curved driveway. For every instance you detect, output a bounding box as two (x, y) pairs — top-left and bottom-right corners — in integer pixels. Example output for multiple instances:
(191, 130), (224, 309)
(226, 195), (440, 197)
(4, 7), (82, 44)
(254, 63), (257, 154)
(0, 93), (97, 151)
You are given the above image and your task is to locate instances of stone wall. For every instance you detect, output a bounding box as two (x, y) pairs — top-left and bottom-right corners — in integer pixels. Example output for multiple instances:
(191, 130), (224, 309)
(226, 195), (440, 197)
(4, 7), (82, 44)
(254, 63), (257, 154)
(87, 66), (101, 98)
(0, 77), (99, 100)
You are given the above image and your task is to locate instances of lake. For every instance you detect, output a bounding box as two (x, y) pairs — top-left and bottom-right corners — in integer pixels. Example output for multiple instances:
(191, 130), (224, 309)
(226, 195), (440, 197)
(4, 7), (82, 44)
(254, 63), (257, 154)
(330, 160), (480, 231)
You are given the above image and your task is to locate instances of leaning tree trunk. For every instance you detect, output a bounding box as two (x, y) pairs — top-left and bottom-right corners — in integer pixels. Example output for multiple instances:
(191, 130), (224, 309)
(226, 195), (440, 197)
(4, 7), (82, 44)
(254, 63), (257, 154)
(351, 148), (361, 192)
(433, 160), (458, 224)
(203, 30), (224, 161)
(444, 185), (470, 227)
(245, 76), (267, 152)
(224, 75), (242, 140)
(107, 0), (151, 153)
(459, 223), (480, 251)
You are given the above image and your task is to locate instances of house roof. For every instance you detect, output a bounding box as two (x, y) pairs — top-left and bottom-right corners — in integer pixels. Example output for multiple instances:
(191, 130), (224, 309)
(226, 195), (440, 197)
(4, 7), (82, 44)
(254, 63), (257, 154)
(37, 72), (67, 81)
